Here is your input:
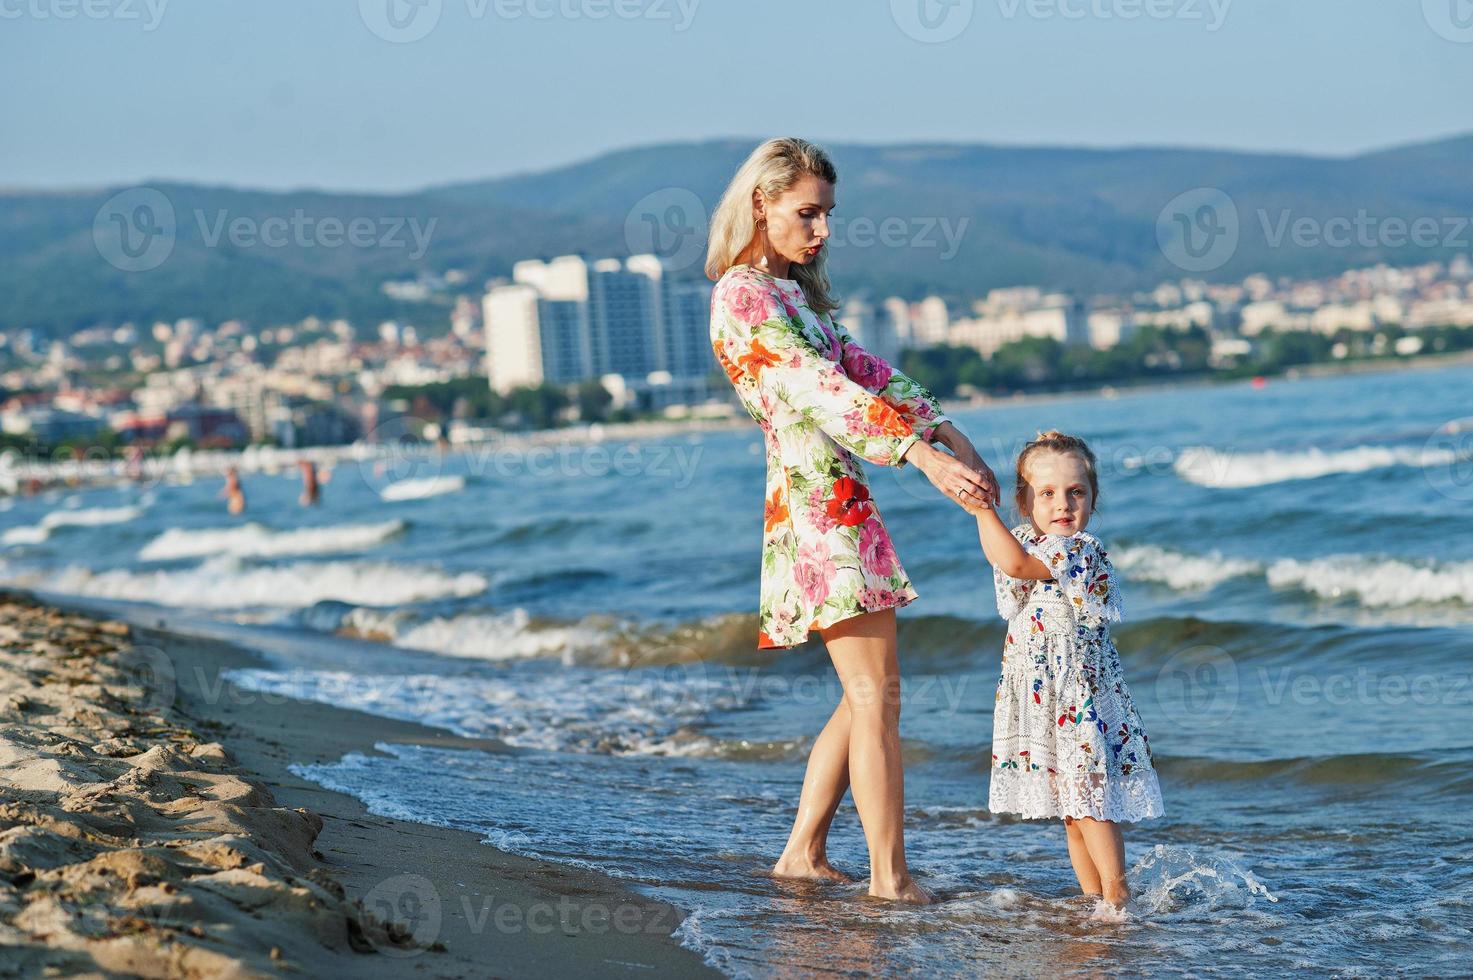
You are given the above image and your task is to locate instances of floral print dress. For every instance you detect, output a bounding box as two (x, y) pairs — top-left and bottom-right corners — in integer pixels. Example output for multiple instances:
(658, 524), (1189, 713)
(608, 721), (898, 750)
(710, 263), (949, 649)
(990, 524), (1165, 822)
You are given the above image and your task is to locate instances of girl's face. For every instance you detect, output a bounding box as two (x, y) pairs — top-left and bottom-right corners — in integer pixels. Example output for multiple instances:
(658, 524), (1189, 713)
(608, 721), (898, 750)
(755, 174), (835, 268)
(1022, 451), (1094, 536)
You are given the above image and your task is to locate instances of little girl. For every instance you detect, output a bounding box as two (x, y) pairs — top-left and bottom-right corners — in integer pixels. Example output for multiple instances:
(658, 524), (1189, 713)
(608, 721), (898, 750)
(959, 430), (1163, 909)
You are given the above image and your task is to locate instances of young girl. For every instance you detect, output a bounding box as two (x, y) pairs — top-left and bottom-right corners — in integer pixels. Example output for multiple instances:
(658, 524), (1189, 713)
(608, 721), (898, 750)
(959, 430), (1163, 909)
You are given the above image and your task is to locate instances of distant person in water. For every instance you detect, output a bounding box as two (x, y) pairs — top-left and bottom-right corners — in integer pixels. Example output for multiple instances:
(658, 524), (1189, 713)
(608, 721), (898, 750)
(124, 446), (144, 483)
(298, 459), (320, 506)
(222, 466), (246, 515)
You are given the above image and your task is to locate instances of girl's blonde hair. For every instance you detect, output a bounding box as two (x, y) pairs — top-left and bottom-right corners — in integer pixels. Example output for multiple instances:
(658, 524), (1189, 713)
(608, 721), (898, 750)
(1014, 430), (1101, 515)
(704, 137), (841, 315)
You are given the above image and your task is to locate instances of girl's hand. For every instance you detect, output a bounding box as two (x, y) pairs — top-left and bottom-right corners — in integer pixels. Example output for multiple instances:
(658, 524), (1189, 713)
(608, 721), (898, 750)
(958, 493), (994, 518)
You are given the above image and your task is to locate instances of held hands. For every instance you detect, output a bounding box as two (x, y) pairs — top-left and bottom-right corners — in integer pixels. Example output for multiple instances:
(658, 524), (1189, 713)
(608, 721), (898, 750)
(905, 424), (1000, 511)
(934, 422), (1001, 509)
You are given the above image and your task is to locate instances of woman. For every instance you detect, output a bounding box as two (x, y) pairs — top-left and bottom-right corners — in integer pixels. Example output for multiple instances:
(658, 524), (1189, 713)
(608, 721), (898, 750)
(706, 137), (1000, 904)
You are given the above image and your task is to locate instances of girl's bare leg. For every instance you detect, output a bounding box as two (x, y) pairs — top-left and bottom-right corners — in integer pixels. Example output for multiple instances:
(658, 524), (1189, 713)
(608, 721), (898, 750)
(1076, 817), (1129, 906)
(772, 697), (854, 883)
(1063, 817), (1102, 895)
(821, 609), (931, 904)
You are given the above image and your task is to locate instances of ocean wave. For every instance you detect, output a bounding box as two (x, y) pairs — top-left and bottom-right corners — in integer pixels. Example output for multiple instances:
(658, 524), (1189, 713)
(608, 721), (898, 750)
(1112, 545), (1263, 591)
(379, 475), (466, 501)
(42, 554), (489, 609)
(288, 601), (779, 671)
(1267, 555), (1473, 608)
(1174, 444), (1454, 489)
(342, 605), (609, 663)
(2, 504), (145, 546)
(1158, 750), (1473, 792)
(138, 519), (406, 560)
(223, 663), (746, 758)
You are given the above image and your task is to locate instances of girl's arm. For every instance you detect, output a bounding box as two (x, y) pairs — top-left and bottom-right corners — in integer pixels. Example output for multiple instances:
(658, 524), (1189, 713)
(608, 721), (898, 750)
(962, 497), (1054, 580)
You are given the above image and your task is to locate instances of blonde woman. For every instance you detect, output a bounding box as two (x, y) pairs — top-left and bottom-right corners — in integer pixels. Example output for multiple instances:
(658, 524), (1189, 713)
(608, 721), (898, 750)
(706, 137), (999, 903)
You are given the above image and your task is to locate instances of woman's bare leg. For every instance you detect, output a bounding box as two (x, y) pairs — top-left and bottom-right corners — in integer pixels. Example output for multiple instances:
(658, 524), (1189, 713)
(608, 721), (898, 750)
(771, 698), (854, 883)
(1063, 817), (1102, 895)
(1076, 817), (1129, 906)
(821, 608), (931, 904)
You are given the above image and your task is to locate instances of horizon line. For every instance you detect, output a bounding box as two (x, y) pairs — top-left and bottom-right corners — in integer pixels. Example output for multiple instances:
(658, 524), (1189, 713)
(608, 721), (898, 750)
(4, 127), (1470, 199)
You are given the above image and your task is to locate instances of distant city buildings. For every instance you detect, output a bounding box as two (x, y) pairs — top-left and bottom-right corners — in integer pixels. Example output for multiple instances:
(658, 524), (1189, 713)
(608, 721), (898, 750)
(948, 288), (1090, 357)
(3, 256), (1473, 453)
(481, 253), (714, 410)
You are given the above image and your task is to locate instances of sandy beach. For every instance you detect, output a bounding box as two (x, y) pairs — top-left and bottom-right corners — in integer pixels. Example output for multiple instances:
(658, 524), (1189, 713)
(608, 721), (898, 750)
(0, 588), (718, 978)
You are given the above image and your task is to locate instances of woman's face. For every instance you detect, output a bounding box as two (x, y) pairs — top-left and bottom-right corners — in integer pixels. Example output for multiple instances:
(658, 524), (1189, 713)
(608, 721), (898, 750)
(755, 174), (835, 268)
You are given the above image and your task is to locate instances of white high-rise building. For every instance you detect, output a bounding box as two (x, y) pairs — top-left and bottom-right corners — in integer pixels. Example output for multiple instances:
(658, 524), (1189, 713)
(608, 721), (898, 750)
(483, 283), (593, 394)
(590, 256), (659, 379)
(836, 297), (901, 364)
(483, 253), (713, 396)
(910, 296), (951, 346)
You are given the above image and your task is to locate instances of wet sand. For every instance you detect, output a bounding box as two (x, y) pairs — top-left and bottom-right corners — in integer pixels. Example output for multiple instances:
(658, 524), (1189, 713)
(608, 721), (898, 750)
(0, 588), (718, 978)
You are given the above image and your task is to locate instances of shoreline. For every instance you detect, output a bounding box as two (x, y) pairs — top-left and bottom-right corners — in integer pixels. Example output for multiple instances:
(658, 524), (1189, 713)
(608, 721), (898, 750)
(0, 588), (720, 978)
(5, 347), (1472, 498)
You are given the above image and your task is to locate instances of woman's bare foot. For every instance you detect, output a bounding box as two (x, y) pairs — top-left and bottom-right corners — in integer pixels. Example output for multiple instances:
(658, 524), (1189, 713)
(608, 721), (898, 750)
(869, 876), (933, 905)
(771, 854), (854, 884)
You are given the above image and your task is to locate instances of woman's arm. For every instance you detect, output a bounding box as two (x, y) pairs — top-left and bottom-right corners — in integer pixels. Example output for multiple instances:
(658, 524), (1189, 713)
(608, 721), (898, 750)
(825, 315), (948, 442)
(713, 276), (920, 467)
(960, 497), (1054, 580)
(826, 317), (999, 503)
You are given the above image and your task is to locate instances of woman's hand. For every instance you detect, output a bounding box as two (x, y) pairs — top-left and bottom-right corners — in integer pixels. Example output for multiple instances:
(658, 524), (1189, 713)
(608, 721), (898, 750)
(903, 439), (993, 509)
(931, 422), (1000, 506)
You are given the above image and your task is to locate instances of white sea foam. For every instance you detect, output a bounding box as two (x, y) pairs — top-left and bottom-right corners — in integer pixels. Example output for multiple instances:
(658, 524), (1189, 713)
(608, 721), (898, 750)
(321, 604), (609, 663)
(1113, 545), (1262, 591)
(40, 504), (142, 526)
(379, 475), (465, 501)
(2, 505), (144, 546)
(138, 520), (405, 560)
(1132, 844), (1279, 913)
(42, 554), (488, 609)
(1174, 444), (1455, 488)
(223, 664), (738, 757)
(1267, 555), (1473, 608)
(393, 609), (606, 662)
(1, 526), (49, 546)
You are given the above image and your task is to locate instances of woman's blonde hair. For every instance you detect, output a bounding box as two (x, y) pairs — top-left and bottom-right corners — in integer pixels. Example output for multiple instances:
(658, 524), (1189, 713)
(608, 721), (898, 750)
(704, 137), (841, 315)
(1014, 430), (1101, 516)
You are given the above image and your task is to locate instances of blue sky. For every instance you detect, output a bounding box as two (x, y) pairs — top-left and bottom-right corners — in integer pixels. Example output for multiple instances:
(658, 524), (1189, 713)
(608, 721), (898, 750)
(3, 0), (1470, 192)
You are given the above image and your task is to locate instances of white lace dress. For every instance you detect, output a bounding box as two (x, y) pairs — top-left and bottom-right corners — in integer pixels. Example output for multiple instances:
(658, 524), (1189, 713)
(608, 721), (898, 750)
(989, 524), (1165, 823)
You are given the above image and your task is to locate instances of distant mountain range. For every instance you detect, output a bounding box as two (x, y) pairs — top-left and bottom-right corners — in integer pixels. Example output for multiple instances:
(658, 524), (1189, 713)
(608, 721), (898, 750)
(5, 134), (1472, 336)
